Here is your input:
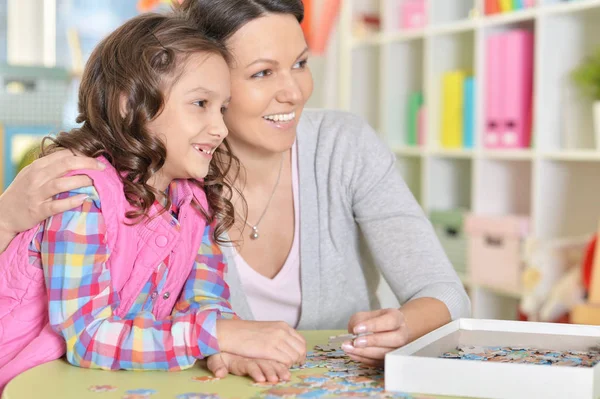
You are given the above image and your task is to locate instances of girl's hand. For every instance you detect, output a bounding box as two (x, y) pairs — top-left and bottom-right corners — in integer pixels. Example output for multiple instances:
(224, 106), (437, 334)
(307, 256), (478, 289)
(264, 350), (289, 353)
(216, 320), (306, 367)
(207, 352), (291, 383)
(0, 150), (104, 236)
(342, 308), (410, 367)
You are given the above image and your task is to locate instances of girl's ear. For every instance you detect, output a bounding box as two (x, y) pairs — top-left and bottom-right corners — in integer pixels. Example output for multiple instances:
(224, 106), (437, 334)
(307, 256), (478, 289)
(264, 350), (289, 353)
(119, 94), (129, 119)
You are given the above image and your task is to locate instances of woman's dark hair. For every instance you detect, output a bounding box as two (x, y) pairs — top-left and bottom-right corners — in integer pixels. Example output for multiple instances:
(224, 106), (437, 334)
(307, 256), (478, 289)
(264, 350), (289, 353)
(42, 12), (235, 243)
(176, 0), (304, 43)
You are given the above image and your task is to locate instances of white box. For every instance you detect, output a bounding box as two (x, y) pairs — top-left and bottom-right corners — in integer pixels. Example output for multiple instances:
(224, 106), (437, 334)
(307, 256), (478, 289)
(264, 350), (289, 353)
(385, 318), (600, 399)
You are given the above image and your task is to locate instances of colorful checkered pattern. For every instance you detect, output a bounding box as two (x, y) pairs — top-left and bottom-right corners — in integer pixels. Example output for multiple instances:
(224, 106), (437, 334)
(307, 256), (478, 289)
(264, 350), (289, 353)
(30, 183), (236, 371)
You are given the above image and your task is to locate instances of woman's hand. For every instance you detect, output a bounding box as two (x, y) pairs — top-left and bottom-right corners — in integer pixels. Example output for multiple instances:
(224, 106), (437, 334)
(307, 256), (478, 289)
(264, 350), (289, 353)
(0, 151), (104, 244)
(341, 308), (410, 367)
(216, 320), (306, 367)
(207, 352), (291, 383)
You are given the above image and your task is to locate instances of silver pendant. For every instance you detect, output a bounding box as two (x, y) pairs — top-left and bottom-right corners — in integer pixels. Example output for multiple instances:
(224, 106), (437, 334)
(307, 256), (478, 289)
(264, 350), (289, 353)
(250, 226), (259, 240)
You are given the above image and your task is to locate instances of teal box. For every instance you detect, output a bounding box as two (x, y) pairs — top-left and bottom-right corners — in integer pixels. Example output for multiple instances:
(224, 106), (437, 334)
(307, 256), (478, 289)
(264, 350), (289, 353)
(430, 209), (468, 276)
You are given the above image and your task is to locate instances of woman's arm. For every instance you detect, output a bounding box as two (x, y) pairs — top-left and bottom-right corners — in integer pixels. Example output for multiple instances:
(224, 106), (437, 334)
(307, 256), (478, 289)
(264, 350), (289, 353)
(42, 187), (222, 371)
(0, 151), (104, 253)
(341, 117), (470, 366)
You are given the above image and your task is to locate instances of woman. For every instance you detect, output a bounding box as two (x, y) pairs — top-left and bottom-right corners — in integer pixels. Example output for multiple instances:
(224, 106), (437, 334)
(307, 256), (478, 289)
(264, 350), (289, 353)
(0, 0), (469, 376)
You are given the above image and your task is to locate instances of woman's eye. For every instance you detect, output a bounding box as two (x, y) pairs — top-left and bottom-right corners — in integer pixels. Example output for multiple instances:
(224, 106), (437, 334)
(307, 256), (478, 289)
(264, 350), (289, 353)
(220, 106), (228, 115)
(252, 69), (272, 78)
(193, 100), (207, 108)
(294, 59), (308, 69)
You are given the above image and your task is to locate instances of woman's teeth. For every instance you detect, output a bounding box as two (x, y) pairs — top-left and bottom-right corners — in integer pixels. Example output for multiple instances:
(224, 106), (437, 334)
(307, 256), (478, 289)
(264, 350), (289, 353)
(193, 145), (213, 155)
(263, 111), (295, 122)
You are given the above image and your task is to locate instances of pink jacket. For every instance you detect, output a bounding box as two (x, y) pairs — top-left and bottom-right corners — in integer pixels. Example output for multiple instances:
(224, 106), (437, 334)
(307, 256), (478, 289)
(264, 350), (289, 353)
(0, 158), (209, 389)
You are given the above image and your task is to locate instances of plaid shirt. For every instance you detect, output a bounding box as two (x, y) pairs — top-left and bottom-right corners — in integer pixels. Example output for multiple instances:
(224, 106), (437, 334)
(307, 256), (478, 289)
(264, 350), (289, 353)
(29, 183), (235, 371)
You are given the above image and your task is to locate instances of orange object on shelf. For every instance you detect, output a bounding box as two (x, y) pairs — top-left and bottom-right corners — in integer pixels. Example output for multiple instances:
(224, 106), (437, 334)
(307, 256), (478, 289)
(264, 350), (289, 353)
(485, 0), (500, 15)
(311, 0), (341, 55)
(301, 0), (313, 48)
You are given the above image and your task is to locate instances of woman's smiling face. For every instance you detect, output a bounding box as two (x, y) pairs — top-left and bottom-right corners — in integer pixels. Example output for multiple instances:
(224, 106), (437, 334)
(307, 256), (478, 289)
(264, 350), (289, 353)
(223, 13), (314, 155)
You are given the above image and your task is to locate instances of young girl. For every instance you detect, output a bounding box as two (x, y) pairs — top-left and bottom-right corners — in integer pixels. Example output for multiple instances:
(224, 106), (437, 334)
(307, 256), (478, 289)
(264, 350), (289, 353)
(0, 12), (304, 390)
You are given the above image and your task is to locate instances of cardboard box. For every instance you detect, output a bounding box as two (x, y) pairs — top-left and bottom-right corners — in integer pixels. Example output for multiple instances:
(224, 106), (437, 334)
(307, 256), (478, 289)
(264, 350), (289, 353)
(385, 318), (600, 399)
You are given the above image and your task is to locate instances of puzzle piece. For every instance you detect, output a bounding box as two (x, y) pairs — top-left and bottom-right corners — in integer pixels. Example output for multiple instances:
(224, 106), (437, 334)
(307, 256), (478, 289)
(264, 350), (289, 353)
(327, 332), (373, 345)
(88, 385), (117, 392)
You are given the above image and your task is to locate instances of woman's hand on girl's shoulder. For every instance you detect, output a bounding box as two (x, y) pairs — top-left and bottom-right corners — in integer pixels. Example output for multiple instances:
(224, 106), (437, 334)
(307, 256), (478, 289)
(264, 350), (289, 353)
(0, 150), (105, 236)
(206, 352), (291, 383)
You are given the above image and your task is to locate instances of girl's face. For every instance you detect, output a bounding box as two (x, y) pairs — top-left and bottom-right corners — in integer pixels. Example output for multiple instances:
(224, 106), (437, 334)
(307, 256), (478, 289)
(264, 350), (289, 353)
(224, 13), (313, 155)
(147, 52), (230, 190)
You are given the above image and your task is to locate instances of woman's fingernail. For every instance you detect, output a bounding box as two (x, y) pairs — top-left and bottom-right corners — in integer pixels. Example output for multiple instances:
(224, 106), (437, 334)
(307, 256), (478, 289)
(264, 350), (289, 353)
(354, 337), (367, 348)
(342, 342), (354, 352)
(354, 325), (367, 334)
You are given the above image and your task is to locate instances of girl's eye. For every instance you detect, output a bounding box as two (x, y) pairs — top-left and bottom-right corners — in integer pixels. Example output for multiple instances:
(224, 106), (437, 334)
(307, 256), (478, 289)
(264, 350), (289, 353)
(251, 69), (273, 78)
(220, 106), (228, 115)
(293, 59), (308, 69)
(193, 100), (207, 108)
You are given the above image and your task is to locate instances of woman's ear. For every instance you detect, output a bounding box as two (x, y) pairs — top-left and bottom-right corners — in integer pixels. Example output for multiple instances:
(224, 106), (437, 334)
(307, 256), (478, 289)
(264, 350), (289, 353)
(119, 94), (129, 119)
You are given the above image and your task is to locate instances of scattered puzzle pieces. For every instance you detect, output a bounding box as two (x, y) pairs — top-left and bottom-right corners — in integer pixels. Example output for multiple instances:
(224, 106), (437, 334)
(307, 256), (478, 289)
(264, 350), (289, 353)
(249, 344), (430, 399)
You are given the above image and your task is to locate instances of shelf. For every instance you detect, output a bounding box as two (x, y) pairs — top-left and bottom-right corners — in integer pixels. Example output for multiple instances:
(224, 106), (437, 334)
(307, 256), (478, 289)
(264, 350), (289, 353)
(541, 150), (600, 161)
(392, 146), (425, 157)
(542, 0), (600, 16)
(474, 159), (532, 215)
(480, 7), (537, 28)
(536, 160), (600, 238)
(427, 157), (472, 210)
(479, 149), (535, 160)
(396, 156), (423, 205)
(536, 6), (600, 151)
(350, 34), (382, 49)
(428, 19), (477, 36)
(429, 148), (475, 158)
(340, 0), (600, 322)
(380, 29), (426, 45)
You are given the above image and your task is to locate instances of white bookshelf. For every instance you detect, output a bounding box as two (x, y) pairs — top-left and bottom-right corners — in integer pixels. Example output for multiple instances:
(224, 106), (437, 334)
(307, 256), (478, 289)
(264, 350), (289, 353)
(337, 0), (600, 319)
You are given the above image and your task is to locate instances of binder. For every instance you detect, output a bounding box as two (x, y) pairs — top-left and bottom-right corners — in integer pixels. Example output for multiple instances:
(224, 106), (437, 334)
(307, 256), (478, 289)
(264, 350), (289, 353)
(499, 30), (534, 149)
(499, 0), (512, 12)
(407, 91), (423, 146)
(485, 0), (500, 14)
(463, 77), (475, 149)
(417, 105), (426, 146)
(441, 70), (465, 149)
(512, 0), (524, 10)
(485, 34), (503, 148)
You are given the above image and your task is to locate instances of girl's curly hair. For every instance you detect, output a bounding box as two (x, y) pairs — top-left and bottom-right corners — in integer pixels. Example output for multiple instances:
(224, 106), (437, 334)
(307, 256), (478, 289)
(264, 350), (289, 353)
(43, 12), (236, 243)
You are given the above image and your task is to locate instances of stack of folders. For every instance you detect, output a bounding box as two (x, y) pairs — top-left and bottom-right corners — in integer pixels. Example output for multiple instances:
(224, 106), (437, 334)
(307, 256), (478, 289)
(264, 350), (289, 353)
(440, 71), (475, 149)
(485, 0), (535, 14)
(484, 29), (534, 149)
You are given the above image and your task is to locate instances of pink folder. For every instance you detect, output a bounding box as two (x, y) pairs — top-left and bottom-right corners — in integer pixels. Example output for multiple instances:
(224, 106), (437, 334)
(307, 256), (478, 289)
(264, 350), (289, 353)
(499, 30), (534, 149)
(485, 34), (503, 149)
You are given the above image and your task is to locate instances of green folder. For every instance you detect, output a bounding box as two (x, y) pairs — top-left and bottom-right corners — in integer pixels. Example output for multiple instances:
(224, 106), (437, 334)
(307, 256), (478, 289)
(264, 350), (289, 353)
(407, 91), (424, 146)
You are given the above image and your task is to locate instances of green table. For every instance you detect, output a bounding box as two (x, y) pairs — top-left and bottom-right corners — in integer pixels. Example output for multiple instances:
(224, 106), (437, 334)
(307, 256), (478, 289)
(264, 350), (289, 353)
(3, 330), (464, 399)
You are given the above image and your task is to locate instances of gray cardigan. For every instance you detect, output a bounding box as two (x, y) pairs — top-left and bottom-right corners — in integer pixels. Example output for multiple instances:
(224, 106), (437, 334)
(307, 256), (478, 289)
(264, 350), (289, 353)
(222, 109), (471, 330)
